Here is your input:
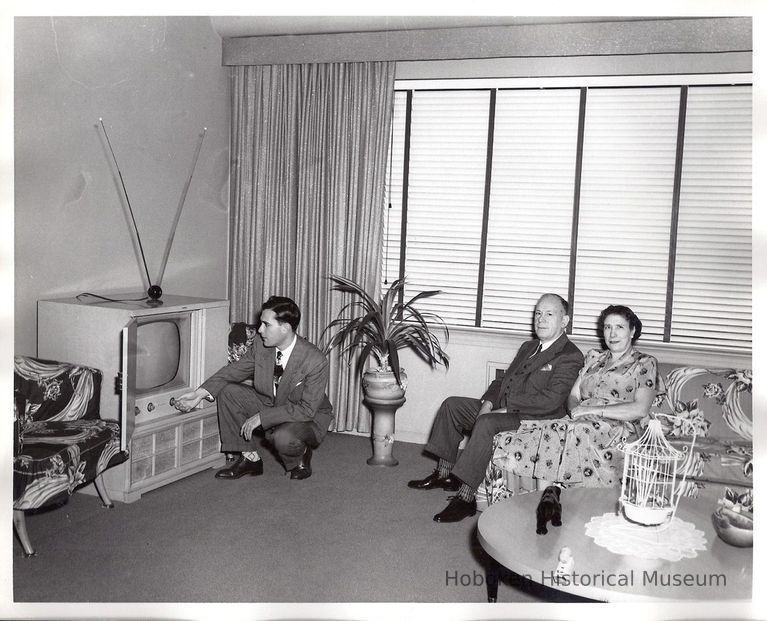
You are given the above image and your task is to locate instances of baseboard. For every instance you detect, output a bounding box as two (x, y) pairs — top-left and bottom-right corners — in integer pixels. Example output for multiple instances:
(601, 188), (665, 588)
(332, 428), (428, 446)
(392, 429), (429, 445)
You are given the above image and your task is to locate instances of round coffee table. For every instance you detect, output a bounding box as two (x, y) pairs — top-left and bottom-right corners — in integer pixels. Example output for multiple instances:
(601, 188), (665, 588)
(477, 487), (752, 603)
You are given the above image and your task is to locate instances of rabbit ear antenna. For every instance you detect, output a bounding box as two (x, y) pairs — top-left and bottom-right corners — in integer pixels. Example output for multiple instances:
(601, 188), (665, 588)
(98, 118), (157, 301)
(155, 127), (207, 289)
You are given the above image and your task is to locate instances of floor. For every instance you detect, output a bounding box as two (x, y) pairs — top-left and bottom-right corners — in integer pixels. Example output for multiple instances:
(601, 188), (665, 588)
(11, 432), (566, 609)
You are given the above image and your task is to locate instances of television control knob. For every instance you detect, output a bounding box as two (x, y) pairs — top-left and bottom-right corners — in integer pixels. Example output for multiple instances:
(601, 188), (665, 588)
(134, 406), (140, 416)
(169, 397), (176, 407)
(147, 402), (155, 412)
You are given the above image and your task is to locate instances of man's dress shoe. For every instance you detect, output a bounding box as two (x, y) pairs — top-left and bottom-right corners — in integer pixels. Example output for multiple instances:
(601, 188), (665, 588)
(407, 471), (460, 491)
(289, 447), (312, 480)
(433, 497), (477, 523)
(215, 456), (263, 479)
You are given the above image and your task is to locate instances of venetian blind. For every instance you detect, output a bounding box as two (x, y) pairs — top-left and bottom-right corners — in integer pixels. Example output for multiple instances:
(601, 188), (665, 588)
(672, 85), (752, 348)
(383, 78), (752, 353)
(400, 90), (491, 324)
(382, 91), (407, 287)
(482, 88), (581, 330)
(572, 87), (679, 340)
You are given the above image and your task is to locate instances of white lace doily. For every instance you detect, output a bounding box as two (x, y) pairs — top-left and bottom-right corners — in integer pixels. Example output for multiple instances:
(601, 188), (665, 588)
(585, 512), (707, 561)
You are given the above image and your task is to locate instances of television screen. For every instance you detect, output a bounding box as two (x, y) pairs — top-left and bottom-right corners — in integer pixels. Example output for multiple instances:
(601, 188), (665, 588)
(135, 318), (182, 391)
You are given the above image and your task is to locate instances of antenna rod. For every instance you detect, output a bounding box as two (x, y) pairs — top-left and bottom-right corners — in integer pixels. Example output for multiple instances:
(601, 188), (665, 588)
(99, 118), (153, 292)
(156, 127), (207, 287)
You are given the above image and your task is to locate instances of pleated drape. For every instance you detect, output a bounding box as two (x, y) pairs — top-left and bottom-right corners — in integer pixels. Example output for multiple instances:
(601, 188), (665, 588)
(229, 62), (395, 433)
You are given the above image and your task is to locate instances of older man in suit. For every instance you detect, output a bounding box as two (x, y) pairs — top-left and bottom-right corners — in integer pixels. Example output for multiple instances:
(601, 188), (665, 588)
(408, 293), (584, 522)
(174, 296), (333, 481)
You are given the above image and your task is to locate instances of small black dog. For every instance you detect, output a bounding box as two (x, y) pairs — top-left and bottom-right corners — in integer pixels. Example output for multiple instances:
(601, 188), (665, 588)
(535, 485), (562, 535)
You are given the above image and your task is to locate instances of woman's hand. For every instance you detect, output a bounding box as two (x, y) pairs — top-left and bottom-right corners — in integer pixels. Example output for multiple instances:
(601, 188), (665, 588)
(476, 400), (494, 417)
(570, 404), (604, 419)
(477, 401), (506, 417)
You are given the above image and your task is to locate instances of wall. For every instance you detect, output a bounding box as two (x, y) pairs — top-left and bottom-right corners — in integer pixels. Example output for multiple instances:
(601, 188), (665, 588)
(14, 16), (230, 356)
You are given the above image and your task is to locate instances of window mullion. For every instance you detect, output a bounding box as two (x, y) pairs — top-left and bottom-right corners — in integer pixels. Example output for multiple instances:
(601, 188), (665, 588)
(567, 87), (588, 332)
(397, 90), (413, 310)
(475, 89), (496, 327)
(664, 86), (687, 342)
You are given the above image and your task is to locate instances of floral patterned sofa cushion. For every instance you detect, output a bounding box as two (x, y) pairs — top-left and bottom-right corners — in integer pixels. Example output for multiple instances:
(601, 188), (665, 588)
(13, 356), (126, 511)
(479, 365), (752, 508)
(651, 365), (752, 497)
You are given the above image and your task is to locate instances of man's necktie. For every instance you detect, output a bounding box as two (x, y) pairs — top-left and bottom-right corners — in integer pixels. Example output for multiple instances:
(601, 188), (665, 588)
(273, 351), (284, 394)
(529, 341), (542, 358)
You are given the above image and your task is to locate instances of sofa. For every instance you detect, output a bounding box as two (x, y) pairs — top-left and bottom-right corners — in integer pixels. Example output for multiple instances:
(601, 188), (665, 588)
(478, 364), (753, 509)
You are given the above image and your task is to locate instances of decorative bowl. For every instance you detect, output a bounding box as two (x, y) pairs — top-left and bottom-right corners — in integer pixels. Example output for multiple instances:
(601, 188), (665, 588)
(712, 507), (753, 547)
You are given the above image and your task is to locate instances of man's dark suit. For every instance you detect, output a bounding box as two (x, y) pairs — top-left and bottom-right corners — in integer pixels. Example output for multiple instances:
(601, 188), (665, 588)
(424, 332), (584, 490)
(201, 335), (333, 470)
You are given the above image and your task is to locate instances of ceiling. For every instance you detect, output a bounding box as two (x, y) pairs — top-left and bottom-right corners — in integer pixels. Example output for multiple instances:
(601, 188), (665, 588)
(210, 15), (665, 38)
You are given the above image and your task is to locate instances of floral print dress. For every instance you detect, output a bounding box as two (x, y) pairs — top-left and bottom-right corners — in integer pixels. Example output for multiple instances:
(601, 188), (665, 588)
(498, 347), (662, 487)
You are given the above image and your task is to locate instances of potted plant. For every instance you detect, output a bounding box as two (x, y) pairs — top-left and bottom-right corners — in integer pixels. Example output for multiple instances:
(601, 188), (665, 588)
(323, 274), (449, 466)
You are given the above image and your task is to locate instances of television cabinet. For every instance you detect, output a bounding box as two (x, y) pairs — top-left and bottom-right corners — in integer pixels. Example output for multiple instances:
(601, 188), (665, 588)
(38, 294), (230, 503)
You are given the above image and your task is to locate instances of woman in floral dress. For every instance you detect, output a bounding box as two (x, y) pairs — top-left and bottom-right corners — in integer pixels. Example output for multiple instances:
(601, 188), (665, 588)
(496, 305), (663, 488)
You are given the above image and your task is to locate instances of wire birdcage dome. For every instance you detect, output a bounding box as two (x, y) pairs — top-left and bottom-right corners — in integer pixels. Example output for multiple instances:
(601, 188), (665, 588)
(619, 416), (694, 528)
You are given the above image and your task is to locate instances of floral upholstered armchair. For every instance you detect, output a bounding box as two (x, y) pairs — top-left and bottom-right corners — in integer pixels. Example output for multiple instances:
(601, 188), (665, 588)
(13, 355), (127, 556)
(478, 365), (752, 509)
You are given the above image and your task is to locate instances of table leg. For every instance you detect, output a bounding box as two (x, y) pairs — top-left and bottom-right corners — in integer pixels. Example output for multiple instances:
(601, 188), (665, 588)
(486, 558), (501, 603)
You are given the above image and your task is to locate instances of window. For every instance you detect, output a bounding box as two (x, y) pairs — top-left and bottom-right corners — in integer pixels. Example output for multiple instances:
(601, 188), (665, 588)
(674, 86), (752, 349)
(383, 77), (752, 351)
(484, 89), (580, 332)
(574, 87), (679, 341)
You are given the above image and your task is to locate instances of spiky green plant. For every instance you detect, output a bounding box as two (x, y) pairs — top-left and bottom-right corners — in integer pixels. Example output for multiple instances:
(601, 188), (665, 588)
(322, 275), (449, 387)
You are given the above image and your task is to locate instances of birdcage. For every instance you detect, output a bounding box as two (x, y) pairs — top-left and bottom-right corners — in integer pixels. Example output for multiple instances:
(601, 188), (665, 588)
(619, 415), (695, 528)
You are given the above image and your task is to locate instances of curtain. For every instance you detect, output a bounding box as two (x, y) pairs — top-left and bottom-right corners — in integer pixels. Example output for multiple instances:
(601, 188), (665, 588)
(229, 61), (395, 433)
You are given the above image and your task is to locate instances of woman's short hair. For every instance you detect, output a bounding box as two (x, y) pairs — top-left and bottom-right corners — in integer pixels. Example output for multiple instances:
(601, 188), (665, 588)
(262, 296), (301, 331)
(598, 304), (642, 343)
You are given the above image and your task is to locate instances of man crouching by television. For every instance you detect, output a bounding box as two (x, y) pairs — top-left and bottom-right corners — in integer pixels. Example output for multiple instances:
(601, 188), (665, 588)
(174, 296), (333, 481)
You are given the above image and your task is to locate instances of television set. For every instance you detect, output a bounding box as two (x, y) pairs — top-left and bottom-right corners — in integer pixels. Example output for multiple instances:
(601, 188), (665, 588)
(135, 316), (187, 393)
(125, 311), (199, 425)
(38, 294), (230, 502)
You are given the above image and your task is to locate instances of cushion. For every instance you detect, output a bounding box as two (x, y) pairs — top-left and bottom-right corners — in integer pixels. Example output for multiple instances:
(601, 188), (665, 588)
(649, 366), (752, 498)
(14, 356), (102, 423)
(227, 322), (258, 363)
(14, 419), (125, 510)
(671, 436), (752, 498)
(652, 366), (752, 442)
